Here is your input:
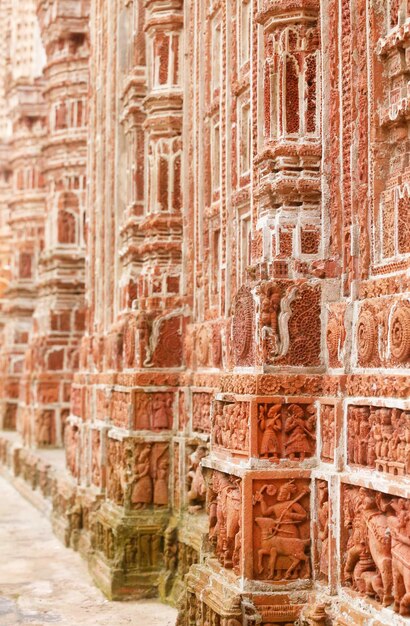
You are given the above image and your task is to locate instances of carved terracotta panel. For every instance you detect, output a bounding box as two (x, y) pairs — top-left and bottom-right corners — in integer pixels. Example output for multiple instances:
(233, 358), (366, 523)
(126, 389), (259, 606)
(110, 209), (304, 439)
(251, 478), (311, 582)
(347, 404), (409, 476)
(342, 484), (410, 616)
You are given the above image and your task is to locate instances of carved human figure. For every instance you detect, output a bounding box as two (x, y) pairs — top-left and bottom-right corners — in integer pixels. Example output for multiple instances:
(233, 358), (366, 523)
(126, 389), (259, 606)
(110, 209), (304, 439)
(152, 394), (172, 429)
(259, 403), (281, 460)
(223, 478), (241, 568)
(388, 498), (410, 615)
(348, 407), (358, 463)
(153, 455), (169, 506)
(317, 481), (329, 579)
(396, 412), (406, 465)
(260, 282), (282, 333)
(357, 407), (370, 465)
(344, 488), (393, 606)
(380, 409), (393, 461)
(36, 411), (52, 446)
(321, 405), (335, 462)
(131, 444), (153, 508)
(344, 489), (372, 581)
(404, 412), (410, 474)
(186, 446), (207, 512)
(209, 472), (241, 568)
(373, 410), (384, 462)
(260, 282), (282, 358)
(284, 404), (316, 460)
(164, 527), (178, 571)
(254, 480), (310, 580)
(136, 394), (150, 429)
(367, 408), (377, 468)
(212, 402), (249, 452)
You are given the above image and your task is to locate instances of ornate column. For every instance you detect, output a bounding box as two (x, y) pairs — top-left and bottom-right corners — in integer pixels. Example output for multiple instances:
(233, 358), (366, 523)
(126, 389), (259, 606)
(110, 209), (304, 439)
(0, 0), (12, 331)
(17, 0), (89, 449)
(63, 0), (189, 598)
(0, 0), (46, 433)
(0, 92), (47, 432)
(178, 1), (327, 623)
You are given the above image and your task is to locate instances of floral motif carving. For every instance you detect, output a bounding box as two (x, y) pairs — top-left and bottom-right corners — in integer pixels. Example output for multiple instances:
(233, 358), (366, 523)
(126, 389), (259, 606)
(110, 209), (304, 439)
(232, 286), (254, 365)
(275, 283), (321, 367)
(357, 307), (378, 364)
(390, 303), (410, 363)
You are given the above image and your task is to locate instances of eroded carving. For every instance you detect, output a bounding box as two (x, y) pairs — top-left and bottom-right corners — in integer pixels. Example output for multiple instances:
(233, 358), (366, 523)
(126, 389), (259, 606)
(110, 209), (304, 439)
(208, 471), (241, 570)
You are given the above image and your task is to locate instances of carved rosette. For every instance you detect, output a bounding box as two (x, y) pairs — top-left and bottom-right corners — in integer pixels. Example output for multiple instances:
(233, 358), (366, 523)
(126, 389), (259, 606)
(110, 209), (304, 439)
(390, 303), (410, 363)
(357, 308), (377, 364)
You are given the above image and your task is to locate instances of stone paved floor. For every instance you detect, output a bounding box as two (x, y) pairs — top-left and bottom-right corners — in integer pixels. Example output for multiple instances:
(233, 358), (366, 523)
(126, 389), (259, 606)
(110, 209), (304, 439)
(0, 475), (177, 626)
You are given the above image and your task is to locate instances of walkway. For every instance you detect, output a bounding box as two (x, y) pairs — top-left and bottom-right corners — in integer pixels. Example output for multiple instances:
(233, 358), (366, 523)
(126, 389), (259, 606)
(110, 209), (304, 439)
(0, 475), (177, 626)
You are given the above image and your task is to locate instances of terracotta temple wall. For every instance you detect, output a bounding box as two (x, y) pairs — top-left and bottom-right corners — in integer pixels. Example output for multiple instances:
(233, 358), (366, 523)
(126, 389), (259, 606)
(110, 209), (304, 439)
(0, 1), (410, 625)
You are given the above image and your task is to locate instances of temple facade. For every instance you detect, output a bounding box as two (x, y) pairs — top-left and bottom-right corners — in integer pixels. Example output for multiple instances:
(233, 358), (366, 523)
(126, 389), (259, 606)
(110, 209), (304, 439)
(0, 0), (410, 624)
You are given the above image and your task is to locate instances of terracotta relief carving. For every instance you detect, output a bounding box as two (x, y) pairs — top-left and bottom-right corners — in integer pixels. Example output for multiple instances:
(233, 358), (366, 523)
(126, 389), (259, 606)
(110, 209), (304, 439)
(176, 542), (198, 580)
(256, 402), (316, 461)
(35, 410), (54, 446)
(326, 305), (346, 368)
(134, 391), (174, 430)
(357, 306), (378, 365)
(212, 400), (249, 455)
(348, 405), (409, 475)
(252, 479), (310, 581)
(91, 429), (102, 488)
(192, 392), (212, 433)
(186, 444), (207, 512)
(390, 302), (410, 364)
(316, 480), (330, 581)
(208, 471), (242, 570)
(274, 283), (322, 368)
(320, 405), (336, 463)
(144, 312), (184, 369)
(131, 443), (169, 509)
(259, 281), (290, 362)
(0, 0), (409, 622)
(232, 286), (254, 365)
(342, 485), (410, 615)
(106, 439), (125, 505)
(355, 299), (410, 368)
